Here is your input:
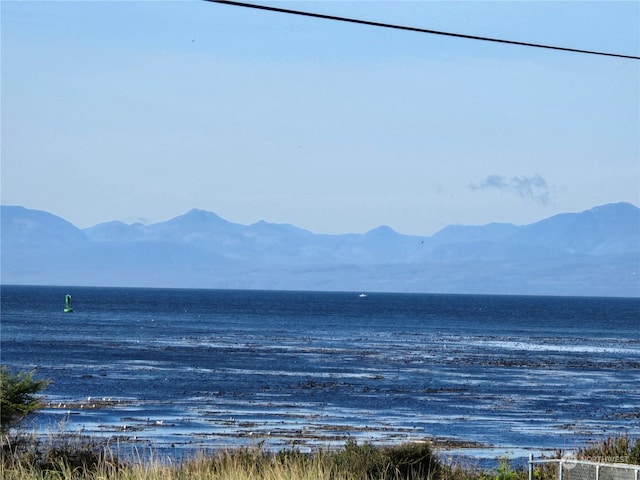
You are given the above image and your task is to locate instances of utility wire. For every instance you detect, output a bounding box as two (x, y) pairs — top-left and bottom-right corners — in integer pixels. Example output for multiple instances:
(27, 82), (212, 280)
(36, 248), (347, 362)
(205, 0), (640, 60)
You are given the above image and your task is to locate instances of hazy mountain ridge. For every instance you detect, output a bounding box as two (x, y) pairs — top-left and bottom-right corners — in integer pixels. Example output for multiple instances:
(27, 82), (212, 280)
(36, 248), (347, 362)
(2, 203), (639, 296)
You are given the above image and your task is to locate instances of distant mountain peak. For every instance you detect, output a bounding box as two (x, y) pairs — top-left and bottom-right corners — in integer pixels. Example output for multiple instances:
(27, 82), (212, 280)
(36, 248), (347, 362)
(162, 208), (233, 228)
(366, 225), (398, 236)
(181, 208), (225, 220)
(1, 204), (86, 245)
(590, 201), (638, 211)
(586, 202), (639, 219)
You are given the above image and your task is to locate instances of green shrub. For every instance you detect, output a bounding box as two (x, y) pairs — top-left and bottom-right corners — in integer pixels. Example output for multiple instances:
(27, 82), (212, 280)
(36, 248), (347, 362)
(381, 441), (440, 479)
(493, 455), (517, 480)
(0, 365), (49, 433)
(332, 438), (386, 478)
(332, 439), (440, 479)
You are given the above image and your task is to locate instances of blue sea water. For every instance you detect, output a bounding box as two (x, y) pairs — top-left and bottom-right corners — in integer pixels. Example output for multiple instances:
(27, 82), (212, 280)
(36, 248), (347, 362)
(1, 285), (639, 464)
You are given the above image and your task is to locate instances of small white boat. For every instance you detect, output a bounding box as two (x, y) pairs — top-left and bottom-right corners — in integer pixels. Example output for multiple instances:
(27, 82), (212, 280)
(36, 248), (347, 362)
(359, 293), (367, 298)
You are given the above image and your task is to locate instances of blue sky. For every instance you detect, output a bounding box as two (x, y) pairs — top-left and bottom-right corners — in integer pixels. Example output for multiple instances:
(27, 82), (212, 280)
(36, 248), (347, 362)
(2, 1), (639, 235)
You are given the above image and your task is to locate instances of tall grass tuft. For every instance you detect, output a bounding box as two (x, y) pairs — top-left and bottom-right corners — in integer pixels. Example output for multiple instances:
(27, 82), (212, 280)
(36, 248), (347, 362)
(574, 435), (640, 464)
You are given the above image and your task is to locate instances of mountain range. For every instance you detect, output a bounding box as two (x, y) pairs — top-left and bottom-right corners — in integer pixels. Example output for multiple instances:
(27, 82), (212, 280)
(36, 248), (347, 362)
(2, 202), (639, 297)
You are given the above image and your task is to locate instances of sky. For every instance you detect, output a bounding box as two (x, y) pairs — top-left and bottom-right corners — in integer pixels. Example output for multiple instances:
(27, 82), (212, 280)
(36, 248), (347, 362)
(2, 0), (639, 236)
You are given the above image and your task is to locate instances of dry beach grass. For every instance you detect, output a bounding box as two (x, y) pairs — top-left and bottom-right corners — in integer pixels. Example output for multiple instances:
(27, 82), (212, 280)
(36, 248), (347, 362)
(2, 433), (639, 480)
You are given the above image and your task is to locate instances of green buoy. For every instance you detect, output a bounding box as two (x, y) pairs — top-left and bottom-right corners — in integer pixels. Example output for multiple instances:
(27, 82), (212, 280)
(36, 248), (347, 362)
(64, 294), (73, 313)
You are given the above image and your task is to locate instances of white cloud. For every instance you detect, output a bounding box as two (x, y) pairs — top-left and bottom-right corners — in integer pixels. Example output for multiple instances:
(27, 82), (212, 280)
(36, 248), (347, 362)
(470, 174), (555, 204)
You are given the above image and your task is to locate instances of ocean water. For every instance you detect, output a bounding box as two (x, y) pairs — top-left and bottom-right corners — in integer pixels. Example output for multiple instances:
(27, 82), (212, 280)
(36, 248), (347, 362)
(1, 285), (639, 463)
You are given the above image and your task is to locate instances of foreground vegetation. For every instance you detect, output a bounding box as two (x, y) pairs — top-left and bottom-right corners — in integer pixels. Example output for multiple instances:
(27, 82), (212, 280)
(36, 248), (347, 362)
(2, 368), (639, 478)
(2, 434), (639, 480)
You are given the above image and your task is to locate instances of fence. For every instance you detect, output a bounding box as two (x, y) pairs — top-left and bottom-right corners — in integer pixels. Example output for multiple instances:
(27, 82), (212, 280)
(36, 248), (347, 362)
(528, 455), (640, 480)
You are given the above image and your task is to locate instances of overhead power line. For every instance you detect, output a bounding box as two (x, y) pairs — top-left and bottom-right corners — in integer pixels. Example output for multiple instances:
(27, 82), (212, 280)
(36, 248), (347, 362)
(205, 0), (640, 60)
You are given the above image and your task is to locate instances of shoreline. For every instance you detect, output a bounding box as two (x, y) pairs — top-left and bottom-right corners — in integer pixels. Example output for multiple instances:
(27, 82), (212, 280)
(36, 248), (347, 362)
(3, 430), (638, 480)
(31, 397), (573, 467)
